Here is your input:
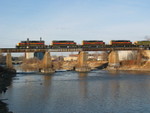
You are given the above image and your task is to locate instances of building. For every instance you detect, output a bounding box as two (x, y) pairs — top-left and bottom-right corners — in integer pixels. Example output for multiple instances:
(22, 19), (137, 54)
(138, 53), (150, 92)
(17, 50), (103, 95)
(25, 52), (44, 60)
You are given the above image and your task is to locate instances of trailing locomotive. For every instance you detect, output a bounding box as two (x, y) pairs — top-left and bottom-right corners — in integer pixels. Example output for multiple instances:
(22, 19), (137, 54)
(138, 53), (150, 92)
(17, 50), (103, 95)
(110, 40), (132, 47)
(16, 38), (45, 49)
(134, 40), (150, 47)
(51, 40), (77, 48)
(82, 40), (105, 48)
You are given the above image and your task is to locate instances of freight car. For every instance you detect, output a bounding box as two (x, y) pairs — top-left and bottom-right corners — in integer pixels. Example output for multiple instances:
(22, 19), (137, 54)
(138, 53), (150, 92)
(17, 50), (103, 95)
(51, 40), (77, 48)
(134, 40), (150, 47)
(16, 38), (45, 49)
(81, 40), (105, 48)
(110, 40), (132, 47)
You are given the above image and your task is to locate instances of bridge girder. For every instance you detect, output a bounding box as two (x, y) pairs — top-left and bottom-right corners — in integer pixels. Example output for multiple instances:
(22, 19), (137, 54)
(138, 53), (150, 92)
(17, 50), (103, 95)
(0, 47), (144, 53)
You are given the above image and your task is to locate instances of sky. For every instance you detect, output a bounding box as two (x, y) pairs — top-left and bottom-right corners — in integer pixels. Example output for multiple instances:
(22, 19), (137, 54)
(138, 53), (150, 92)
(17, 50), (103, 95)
(0, 0), (150, 48)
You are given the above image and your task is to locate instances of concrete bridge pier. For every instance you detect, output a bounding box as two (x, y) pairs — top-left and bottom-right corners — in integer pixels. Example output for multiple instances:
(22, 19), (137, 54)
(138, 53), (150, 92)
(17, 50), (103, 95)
(40, 52), (55, 74)
(108, 50), (120, 68)
(6, 52), (13, 69)
(136, 50), (142, 66)
(75, 51), (91, 72)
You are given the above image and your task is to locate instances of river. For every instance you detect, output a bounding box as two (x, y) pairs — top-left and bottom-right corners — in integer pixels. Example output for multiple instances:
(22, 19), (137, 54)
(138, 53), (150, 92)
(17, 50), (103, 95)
(1, 70), (150, 113)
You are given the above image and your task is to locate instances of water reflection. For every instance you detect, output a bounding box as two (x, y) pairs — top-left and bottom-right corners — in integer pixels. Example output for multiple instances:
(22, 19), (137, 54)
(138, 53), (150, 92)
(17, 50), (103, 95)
(42, 75), (52, 98)
(2, 71), (150, 113)
(78, 73), (88, 98)
(78, 72), (88, 79)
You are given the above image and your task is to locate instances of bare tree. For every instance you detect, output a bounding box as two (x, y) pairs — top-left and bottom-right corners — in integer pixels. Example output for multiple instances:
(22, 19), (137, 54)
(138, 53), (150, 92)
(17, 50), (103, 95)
(101, 51), (109, 61)
(145, 35), (150, 40)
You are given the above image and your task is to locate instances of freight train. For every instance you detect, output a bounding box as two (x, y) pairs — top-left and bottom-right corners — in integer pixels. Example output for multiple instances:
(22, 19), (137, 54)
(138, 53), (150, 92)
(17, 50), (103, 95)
(16, 38), (150, 49)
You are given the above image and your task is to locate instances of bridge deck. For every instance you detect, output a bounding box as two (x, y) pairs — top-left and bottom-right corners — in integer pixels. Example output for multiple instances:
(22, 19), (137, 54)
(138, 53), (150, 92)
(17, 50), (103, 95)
(0, 47), (145, 53)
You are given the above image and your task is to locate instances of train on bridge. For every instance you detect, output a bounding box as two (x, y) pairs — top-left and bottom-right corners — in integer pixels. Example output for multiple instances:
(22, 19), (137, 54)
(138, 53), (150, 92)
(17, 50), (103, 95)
(16, 38), (150, 49)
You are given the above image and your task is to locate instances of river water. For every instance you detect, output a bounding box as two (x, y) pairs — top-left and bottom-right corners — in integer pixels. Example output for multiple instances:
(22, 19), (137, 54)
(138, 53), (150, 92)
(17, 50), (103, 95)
(1, 70), (150, 113)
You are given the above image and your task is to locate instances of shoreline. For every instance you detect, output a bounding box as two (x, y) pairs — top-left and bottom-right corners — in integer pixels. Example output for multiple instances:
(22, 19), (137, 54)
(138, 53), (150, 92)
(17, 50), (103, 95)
(0, 66), (16, 113)
(105, 67), (150, 72)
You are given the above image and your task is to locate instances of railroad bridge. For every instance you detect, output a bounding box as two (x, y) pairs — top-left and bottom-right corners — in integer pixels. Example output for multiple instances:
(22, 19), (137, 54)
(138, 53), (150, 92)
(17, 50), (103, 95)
(0, 47), (147, 73)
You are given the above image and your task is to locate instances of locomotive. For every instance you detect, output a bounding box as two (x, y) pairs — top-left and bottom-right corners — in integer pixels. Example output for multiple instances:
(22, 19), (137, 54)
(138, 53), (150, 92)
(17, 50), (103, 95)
(16, 38), (45, 49)
(51, 40), (77, 48)
(81, 40), (105, 48)
(134, 40), (150, 47)
(110, 40), (132, 47)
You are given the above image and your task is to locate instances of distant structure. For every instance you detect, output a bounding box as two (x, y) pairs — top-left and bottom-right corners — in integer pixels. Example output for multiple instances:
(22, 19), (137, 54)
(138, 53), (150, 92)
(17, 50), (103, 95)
(64, 54), (78, 61)
(118, 51), (137, 61)
(64, 53), (107, 61)
(25, 52), (34, 59)
(34, 52), (44, 60)
(25, 52), (44, 60)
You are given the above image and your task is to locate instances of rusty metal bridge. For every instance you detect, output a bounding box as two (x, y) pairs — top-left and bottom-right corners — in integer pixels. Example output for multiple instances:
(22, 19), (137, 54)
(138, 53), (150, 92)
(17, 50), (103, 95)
(0, 46), (147, 73)
(0, 47), (145, 53)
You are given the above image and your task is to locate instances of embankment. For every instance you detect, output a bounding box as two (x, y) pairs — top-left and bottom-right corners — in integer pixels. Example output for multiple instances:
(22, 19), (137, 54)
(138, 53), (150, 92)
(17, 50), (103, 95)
(0, 66), (16, 113)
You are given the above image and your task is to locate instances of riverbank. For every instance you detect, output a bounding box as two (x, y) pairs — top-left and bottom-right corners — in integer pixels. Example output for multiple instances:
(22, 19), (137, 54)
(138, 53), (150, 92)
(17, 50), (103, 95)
(21, 60), (108, 71)
(106, 65), (150, 71)
(0, 101), (13, 113)
(0, 66), (16, 113)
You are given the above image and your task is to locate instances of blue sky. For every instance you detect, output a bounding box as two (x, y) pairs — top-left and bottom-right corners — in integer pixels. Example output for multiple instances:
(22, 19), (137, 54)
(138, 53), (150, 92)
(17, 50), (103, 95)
(0, 0), (150, 47)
